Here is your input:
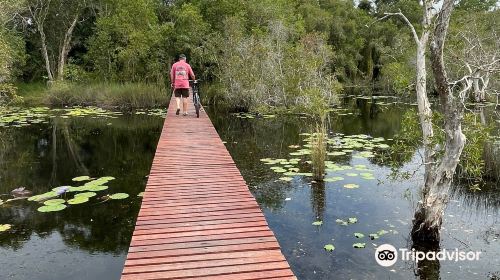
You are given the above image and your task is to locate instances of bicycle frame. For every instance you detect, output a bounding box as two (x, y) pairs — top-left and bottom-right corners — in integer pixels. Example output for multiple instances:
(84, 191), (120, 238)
(189, 80), (201, 118)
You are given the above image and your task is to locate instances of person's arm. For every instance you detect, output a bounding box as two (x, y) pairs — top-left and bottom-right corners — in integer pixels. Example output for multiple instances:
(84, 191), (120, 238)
(170, 65), (175, 88)
(188, 65), (195, 80)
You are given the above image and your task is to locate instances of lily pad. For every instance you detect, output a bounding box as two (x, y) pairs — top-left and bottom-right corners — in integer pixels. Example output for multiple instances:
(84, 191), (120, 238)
(272, 168), (287, 173)
(279, 177), (293, 182)
(348, 217), (358, 224)
(354, 232), (365, 238)
(369, 233), (380, 240)
(28, 191), (59, 202)
(0, 224), (12, 232)
(324, 244), (335, 252)
(343, 184), (360, 189)
(353, 242), (366, 248)
(72, 176), (91, 182)
(84, 185), (109, 192)
(38, 204), (67, 212)
(137, 192), (144, 197)
(109, 193), (129, 200)
(67, 196), (89, 205)
(335, 219), (348, 226)
(324, 176), (344, 182)
(75, 192), (97, 198)
(328, 151), (346, 156)
(312, 221), (323, 226)
(346, 173), (358, 177)
(377, 229), (389, 236)
(43, 199), (66, 206)
(99, 176), (115, 181)
(67, 186), (86, 192)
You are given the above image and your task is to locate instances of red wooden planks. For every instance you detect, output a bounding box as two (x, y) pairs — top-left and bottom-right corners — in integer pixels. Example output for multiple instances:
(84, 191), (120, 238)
(121, 96), (295, 280)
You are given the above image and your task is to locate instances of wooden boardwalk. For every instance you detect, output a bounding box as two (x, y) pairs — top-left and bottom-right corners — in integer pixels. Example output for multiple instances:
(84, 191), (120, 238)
(121, 97), (296, 280)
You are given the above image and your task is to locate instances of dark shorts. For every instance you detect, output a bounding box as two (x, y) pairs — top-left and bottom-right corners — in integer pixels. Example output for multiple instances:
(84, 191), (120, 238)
(174, 88), (189, 98)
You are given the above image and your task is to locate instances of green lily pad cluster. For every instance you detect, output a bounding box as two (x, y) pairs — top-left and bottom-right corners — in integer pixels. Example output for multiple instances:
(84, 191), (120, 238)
(369, 229), (390, 240)
(233, 112), (256, 119)
(134, 108), (167, 118)
(0, 107), (51, 128)
(325, 134), (390, 158)
(232, 112), (275, 119)
(335, 217), (358, 226)
(61, 107), (122, 118)
(260, 158), (312, 181)
(25, 176), (129, 213)
(0, 106), (127, 129)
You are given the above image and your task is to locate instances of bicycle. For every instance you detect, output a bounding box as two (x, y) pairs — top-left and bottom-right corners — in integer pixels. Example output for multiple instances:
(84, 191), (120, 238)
(189, 80), (201, 118)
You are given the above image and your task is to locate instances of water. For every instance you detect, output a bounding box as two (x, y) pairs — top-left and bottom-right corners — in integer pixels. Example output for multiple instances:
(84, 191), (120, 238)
(0, 98), (498, 280)
(208, 96), (500, 280)
(0, 110), (163, 280)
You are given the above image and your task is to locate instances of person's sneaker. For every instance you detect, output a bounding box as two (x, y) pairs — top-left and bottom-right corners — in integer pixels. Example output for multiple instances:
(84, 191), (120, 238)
(183, 112), (188, 116)
(176, 109), (180, 115)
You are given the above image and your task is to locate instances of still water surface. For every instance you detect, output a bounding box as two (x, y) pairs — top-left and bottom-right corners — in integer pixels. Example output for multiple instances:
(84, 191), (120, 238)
(0, 97), (499, 279)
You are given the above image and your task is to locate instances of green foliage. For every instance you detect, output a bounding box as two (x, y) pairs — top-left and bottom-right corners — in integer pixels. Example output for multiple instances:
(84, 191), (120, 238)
(213, 16), (339, 112)
(311, 123), (327, 180)
(0, 1), (26, 101)
(388, 109), (493, 181)
(2, 0), (497, 109)
(0, 83), (22, 104)
(455, 0), (498, 11)
(380, 62), (414, 94)
(459, 113), (493, 179)
(86, 0), (168, 85)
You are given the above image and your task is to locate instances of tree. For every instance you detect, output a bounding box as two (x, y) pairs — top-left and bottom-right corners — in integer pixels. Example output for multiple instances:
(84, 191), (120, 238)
(26, 0), (86, 81)
(447, 10), (500, 102)
(0, 0), (26, 102)
(379, 0), (469, 248)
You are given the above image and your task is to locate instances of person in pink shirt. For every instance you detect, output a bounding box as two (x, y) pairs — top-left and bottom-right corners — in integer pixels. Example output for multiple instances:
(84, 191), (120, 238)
(170, 54), (196, 116)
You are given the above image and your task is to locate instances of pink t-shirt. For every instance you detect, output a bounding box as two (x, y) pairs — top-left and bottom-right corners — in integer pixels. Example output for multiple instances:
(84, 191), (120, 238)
(170, 60), (195, 89)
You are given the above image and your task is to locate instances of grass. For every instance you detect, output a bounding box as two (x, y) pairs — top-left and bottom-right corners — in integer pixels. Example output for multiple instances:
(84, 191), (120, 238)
(16, 82), (168, 109)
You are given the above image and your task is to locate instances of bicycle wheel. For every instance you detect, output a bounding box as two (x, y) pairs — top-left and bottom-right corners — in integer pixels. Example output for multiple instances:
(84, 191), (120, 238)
(194, 94), (200, 118)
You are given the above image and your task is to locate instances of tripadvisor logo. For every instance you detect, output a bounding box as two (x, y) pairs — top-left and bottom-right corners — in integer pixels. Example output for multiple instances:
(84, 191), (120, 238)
(375, 244), (481, 267)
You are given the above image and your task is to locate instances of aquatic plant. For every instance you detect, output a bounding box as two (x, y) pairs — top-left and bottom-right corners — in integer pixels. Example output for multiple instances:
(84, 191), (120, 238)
(0, 224), (12, 232)
(352, 243), (366, 248)
(109, 193), (129, 200)
(324, 244), (335, 252)
(310, 123), (327, 181)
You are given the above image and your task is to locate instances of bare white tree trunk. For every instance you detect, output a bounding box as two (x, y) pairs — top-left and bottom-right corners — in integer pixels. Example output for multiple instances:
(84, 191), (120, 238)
(412, 0), (465, 248)
(380, 0), (465, 248)
(57, 14), (79, 80)
(29, 0), (53, 81)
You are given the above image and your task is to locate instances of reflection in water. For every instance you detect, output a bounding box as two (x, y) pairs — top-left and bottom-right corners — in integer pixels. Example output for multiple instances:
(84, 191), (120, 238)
(0, 114), (163, 280)
(416, 256), (441, 280)
(311, 182), (326, 221)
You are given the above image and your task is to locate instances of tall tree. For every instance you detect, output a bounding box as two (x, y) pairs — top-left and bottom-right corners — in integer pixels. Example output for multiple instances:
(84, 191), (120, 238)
(379, 0), (469, 248)
(26, 0), (86, 81)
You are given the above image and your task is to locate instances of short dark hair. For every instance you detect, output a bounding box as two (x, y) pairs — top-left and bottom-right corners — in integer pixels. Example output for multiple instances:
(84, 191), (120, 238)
(179, 54), (186, 59)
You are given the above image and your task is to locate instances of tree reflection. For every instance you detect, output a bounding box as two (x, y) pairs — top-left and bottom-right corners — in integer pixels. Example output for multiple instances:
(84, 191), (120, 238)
(0, 114), (162, 253)
(310, 181), (326, 220)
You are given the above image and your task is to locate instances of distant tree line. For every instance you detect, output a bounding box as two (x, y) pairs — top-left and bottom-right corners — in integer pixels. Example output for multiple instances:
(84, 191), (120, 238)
(0, 0), (498, 109)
